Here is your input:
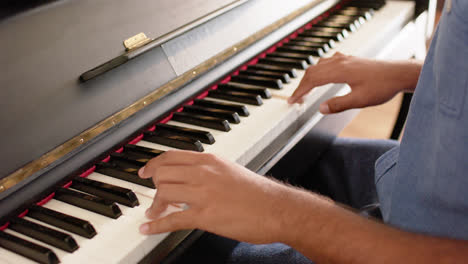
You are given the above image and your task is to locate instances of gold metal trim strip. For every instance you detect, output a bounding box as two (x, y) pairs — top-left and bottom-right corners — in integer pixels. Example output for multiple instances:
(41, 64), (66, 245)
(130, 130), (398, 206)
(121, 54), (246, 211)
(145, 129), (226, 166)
(1, 0), (331, 193)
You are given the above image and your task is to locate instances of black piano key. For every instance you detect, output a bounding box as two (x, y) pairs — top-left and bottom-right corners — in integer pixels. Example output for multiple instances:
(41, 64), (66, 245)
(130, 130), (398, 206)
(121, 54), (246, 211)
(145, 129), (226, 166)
(156, 123), (215, 144)
(346, 1), (384, 10)
(230, 75), (283, 89)
(218, 83), (272, 99)
(183, 104), (241, 124)
(276, 46), (325, 57)
(293, 37), (336, 48)
(71, 177), (139, 208)
(325, 17), (361, 29)
(193, 99), (249, 117)
(283, 41), (330, 53)
(144, 130), (205, 151)
(315, 21), (357, 32)
(207, 89), (263, 106)
(238, 69), (291, 83)
(172, 112), (231, 132)
(95, 162), (156, 189)
(54, 188), (122, 219)
(337, 9), (373, 20)
(0, 231), (59, 264)
(9, 217), (78, 253)
(329, 15), (366, 25)
(305, 27), (350, 39)
(111, 152), (150, 166)
(248, 64), (298, 78)
(258, 57), (308, 70)
(299, 31), (344, 42)
(266, 52), (315, 65)
(123, 144), (164, 158)
(27, 205), (96, 239)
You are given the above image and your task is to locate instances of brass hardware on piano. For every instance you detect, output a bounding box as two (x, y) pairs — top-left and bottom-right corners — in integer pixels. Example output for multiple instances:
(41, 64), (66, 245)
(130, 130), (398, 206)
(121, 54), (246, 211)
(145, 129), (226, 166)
(123, 33), (153, 51)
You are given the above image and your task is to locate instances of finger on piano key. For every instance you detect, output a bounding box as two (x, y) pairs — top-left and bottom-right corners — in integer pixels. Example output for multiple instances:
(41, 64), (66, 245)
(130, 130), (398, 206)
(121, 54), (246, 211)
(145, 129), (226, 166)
(143, 130), (205, 151)
(70, 177), (139, 208)
(155, 123), (215, 144)
(276, 45), (325, 57)
(192, 99), (250, 117)
(54, 188), (122, 219)
(217, 83), (272, 99)
(0, 231), (59, 264)
(182, 104), (241, 124)
(257, 57), (308, 70)
(8, 217), (78, 253)
(237, 69), (291, 83)
(27, 205), (96, 239)
(95, 162), (156, 189)
(230, 75), (283, 89)
(172, 111), (232, 131)
(207, 89), (263, 106)
(266, 51), (316, 65)
(248, 64), (298, 78)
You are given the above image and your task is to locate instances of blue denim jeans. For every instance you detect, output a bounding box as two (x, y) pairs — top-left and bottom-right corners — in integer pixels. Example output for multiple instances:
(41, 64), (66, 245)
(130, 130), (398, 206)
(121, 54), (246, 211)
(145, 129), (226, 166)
(172, 136), (399, 264)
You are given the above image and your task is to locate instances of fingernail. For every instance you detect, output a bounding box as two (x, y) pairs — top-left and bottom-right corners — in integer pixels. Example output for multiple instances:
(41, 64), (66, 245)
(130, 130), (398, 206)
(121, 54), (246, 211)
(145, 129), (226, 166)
(287, 97), (295, 104)
(319, 103), (330, 114)
(140, 224), (149, 234)
(138, 166), (145, 178)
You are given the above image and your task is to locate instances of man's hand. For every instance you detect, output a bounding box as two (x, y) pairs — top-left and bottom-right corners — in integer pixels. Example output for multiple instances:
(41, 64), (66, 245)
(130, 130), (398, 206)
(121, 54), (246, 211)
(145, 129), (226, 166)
(137, 151), (468, 263)
(138, 150), (290, 244)
(288, 53), (422, 114)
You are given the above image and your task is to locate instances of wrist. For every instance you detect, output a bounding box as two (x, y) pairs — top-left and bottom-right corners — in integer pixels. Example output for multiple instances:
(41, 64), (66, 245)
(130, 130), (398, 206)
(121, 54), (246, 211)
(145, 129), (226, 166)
(275, 187), (333, 246)
(390, 60), (423, 93)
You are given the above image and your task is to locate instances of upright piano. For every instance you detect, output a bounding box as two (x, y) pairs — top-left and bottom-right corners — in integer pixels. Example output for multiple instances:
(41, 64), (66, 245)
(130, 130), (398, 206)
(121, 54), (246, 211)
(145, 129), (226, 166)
(0, 0), (433, 263)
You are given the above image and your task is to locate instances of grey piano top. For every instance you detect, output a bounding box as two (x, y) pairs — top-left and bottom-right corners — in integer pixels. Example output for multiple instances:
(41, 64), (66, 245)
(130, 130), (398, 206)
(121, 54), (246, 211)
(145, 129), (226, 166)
(0, 0), (323, 179)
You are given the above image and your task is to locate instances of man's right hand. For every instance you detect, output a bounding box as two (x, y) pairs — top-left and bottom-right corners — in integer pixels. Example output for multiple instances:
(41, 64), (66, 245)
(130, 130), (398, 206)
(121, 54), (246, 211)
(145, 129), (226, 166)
(288, 52), (422, 114)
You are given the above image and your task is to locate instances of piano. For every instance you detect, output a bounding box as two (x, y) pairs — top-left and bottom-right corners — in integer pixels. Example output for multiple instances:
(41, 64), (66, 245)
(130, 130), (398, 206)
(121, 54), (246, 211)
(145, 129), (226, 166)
(0, 0), (434, 263)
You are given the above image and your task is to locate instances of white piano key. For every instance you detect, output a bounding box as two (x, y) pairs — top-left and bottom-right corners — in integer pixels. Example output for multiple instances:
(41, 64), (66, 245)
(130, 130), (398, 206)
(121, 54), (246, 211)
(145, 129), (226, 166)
(166, 97), (301, 165)
(0, 247), (36, 264)
(39, 192), (178, 264)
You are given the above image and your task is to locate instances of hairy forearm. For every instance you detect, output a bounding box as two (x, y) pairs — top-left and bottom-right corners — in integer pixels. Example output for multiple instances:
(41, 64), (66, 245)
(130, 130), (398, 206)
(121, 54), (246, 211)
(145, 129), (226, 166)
(278, 187), (468, 264)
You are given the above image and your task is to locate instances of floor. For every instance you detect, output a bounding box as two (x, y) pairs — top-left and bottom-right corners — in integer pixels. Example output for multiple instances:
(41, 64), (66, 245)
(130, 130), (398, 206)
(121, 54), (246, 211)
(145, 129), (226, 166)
(338, 93), (403, 139)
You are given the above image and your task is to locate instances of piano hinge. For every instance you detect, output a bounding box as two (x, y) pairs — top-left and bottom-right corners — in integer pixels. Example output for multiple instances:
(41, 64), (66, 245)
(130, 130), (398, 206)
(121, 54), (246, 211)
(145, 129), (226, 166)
(123, 32), (153, 51)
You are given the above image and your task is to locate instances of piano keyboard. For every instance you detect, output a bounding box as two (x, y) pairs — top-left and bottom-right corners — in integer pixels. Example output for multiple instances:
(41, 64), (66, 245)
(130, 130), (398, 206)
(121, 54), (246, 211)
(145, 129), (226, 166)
(0, 1), (415, 263)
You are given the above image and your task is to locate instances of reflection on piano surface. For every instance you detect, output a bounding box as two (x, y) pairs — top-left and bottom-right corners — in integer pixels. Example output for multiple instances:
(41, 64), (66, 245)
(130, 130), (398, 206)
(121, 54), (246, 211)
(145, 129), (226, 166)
(0, 0), (428, 263)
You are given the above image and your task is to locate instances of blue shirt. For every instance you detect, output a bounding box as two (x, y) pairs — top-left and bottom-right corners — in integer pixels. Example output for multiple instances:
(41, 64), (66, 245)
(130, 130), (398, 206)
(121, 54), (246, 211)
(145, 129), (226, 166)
(375, 0), (468, 240)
